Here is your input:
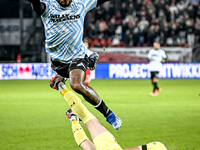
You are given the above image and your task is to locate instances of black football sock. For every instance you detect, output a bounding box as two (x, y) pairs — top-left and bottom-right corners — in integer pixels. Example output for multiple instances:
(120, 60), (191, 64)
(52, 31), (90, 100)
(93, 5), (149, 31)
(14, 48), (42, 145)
(94, 100), (112, 118)
(153, 83), (156, 92)
(142, 145), (147, 150)
(153, 82), (159, 92)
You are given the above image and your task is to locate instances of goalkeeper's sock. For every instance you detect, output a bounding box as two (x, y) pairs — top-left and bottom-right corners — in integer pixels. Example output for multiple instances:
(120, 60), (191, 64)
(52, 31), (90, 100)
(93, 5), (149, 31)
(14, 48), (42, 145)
(94, 100), (112, 118)
(59, 82), (96, 124)
(71, 120), (88, 146)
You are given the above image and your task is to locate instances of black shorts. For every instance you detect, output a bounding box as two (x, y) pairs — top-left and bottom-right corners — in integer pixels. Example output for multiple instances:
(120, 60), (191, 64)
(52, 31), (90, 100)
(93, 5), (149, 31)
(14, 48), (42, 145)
(150, 71), (159, 79)
(51, 55), (90, 78)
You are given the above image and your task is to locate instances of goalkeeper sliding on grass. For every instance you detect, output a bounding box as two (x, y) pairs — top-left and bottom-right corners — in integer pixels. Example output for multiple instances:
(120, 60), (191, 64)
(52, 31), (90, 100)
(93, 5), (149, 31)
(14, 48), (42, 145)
(27, 0), (122, 130)
(53, 78), (168, 150)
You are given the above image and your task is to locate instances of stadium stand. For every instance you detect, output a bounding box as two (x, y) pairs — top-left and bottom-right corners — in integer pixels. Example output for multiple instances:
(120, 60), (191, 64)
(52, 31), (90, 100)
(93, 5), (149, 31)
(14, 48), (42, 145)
(83, 0), (200, 48)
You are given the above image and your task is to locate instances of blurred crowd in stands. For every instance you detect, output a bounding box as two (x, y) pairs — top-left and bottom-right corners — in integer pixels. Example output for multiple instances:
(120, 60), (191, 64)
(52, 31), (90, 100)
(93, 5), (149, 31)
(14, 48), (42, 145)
(83, 0), (200, 48)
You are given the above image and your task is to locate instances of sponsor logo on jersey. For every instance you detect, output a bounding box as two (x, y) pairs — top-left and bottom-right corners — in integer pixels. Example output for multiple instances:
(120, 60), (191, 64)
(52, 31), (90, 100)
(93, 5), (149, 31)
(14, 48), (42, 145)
(50, 14), (80, 22)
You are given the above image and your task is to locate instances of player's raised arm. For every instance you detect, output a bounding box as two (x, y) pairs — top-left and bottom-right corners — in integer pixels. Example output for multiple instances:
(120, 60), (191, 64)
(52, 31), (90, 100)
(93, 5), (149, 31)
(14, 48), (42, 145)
(27, 0), (46, 16)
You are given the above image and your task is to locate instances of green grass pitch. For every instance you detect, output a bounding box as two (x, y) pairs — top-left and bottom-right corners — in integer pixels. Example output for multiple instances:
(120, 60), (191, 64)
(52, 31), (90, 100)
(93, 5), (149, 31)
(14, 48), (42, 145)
(0, 79), (199, 150)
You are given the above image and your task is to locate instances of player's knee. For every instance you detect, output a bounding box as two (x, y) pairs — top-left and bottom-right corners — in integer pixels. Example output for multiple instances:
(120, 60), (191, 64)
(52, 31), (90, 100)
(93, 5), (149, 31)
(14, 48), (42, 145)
(70, 82), (84, 93)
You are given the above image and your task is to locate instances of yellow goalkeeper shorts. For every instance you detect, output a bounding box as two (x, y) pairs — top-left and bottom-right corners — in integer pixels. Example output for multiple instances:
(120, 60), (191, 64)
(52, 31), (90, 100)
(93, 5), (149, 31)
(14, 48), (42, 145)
(147, 142), (167, 150)
(93, 132), (123, 150)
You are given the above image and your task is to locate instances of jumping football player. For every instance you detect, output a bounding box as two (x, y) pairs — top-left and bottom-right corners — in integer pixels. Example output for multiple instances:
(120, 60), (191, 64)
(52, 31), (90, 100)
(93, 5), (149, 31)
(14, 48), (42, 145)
(27, 0), (122, 129)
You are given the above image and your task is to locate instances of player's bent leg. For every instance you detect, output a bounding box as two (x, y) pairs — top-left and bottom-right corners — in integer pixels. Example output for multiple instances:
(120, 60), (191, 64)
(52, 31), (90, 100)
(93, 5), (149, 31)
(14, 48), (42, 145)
(69, 69), (101, 105)
(50, 74), (95, 123)
(69, 69), (123, 130)
(67, 108), (121, 150)
(50, 72), (122, 129)
(93, 131), (123, 150)
(49, 71), (94, 124)
(85, 118), (108, 140)
(85, 119), (122, 150)
(80, 140), (96, 150)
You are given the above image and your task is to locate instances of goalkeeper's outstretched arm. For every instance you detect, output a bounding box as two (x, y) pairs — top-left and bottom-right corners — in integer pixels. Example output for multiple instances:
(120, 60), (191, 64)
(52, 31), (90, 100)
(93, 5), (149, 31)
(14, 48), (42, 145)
(27, 0), (46, 16)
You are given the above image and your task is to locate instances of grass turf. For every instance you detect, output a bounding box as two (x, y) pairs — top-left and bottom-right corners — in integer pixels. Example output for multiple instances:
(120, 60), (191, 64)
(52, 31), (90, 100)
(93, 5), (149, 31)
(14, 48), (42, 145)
(0, 79), (199, 150)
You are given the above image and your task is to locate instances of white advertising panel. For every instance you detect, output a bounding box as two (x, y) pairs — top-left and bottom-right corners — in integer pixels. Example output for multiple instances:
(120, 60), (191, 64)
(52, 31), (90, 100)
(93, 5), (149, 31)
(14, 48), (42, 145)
(0, 63), (95, 80)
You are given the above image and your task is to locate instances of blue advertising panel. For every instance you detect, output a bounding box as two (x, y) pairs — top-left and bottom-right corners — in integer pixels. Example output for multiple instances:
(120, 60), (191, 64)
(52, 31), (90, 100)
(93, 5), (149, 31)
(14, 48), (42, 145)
(95, 63), (200, 79)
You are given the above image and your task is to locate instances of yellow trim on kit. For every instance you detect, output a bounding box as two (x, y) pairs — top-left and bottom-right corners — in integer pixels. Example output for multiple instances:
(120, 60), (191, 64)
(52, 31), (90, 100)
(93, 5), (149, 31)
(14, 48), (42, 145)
(60, 88), (70, 96)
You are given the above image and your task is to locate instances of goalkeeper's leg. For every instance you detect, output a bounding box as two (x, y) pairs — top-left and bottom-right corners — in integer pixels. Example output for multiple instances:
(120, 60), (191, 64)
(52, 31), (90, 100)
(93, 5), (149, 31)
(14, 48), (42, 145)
(66, 109), (95, 150)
